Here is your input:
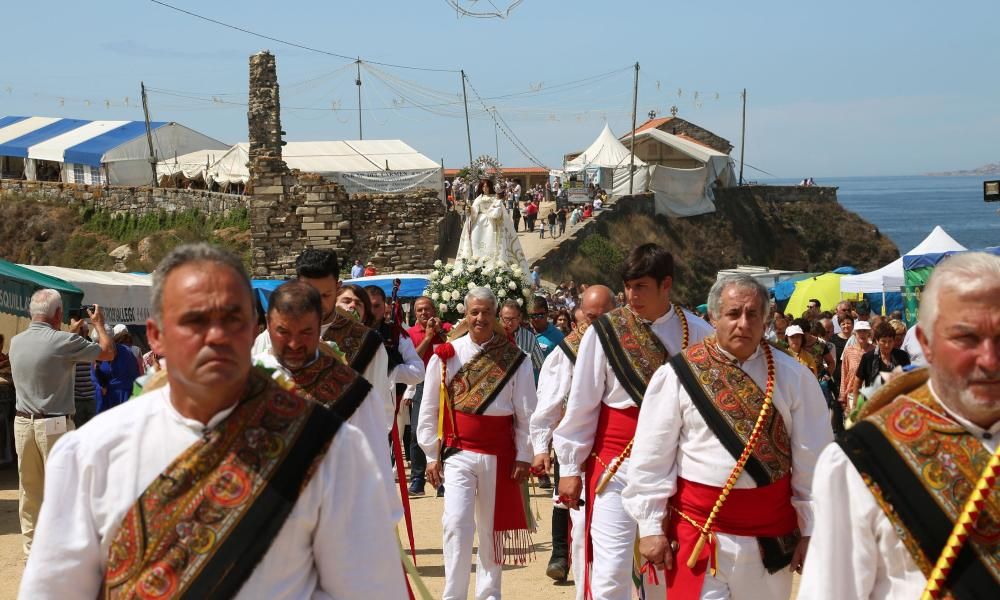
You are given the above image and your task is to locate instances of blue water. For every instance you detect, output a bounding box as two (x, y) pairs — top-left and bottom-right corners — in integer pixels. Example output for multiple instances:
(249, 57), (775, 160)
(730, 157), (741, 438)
(766, 175), (1000, 254)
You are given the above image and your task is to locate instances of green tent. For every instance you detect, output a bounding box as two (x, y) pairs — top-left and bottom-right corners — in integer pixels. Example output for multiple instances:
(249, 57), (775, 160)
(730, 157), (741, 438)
(0, 259), (84, 322)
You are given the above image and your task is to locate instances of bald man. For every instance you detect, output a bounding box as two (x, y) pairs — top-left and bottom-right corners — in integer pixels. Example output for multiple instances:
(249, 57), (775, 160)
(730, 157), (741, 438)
(530, 285), (615, 594)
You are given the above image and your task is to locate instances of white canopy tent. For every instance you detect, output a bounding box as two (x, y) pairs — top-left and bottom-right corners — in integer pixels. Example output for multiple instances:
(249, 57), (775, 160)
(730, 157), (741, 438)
(564, 124), (648, 197)
(629, 128), (736, 217)
(209, 140), (443, 195)
(156, 148), (229, 183)
(839, 226), (967, 294)
(20, 265), (152, 326)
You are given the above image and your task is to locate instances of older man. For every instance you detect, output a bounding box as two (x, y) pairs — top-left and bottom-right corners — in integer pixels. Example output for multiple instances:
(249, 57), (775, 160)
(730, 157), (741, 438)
(9, 291), (115, 555)
(500, 299), (545, 376)
(417, 287), (537, 600)
(800, 251), (1000, 599)
(406, 296), (452, 496)
(19, 244), (406, 598)
(623, 273), (832, 600)
(555, 244), (713, 600)
(530, 284), (615, 592)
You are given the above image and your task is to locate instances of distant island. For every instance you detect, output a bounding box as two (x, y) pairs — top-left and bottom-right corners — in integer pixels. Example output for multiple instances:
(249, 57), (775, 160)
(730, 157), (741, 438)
(926, 162), (1000, 176)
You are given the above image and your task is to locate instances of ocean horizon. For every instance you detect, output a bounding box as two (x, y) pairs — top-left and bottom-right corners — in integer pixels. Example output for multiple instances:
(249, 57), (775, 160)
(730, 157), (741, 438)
(761, 175), (1000, 255)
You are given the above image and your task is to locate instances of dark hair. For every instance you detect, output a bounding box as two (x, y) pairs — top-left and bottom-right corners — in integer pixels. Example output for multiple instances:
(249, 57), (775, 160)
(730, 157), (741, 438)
(873, 321), (895, 341)
(478, 179), (493, 195)
(531, 295), (549, 313)
(620, 243), (674, 283)
(792, 317), (812, 331)
(839, 314), (854, 325)
(810, 322), (827, 337)
(337, 284), (373, 326)
(808, 298), (821, 309)
(856, 302), (871, 315)
(364, 285), (387, 302)
(500, 299), (523, 316)
(295, 248), (339, 280)
(268, 281), (322, 322)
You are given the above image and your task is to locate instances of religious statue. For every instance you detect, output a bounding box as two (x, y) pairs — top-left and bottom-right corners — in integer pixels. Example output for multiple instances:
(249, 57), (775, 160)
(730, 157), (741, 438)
(456, 179), (530, 275)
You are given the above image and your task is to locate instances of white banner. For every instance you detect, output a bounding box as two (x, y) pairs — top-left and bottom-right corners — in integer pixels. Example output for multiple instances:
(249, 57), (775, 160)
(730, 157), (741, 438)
(334, 169), (441, 194)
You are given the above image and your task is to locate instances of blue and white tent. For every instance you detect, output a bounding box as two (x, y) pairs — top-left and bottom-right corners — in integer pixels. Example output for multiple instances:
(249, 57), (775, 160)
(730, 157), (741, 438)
(0, 116), (227, 186)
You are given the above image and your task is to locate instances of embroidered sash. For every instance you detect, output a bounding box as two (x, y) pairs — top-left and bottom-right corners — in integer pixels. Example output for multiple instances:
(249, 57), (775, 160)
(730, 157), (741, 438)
(556, 321), (589, 365)
(285, 353), (372, 423)
(103, 368), (343, 599)
(670, 339), (798, 573)
(591, 307), (669, 407)
(840, 386), (1000, 597)
(447, 336), (526, 416)
(322, 308), (382, 374)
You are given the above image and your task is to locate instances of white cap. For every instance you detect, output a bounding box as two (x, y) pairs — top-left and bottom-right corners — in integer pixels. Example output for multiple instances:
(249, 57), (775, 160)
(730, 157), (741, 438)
(785, 325), (805, 337)
(112, 324), (129, 337)
(854, 320), (872, 331)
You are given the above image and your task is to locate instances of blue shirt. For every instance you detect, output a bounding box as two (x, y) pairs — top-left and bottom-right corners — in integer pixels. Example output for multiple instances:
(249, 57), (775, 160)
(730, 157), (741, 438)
(351, 265), (365, 279)
(534, 323), (565, 359)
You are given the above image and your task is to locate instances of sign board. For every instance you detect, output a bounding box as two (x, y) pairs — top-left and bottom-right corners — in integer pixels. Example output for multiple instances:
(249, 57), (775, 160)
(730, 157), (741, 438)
(985, 180), (999, 202)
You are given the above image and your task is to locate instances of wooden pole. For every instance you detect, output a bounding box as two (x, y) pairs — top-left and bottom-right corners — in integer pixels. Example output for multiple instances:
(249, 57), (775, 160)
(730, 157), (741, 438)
(356, 59), (363, 140)
(628, 62), (639, 195)
(140, 82), (158, 187)
(461, 70), (474, 170)
(739, 88), (746, 186)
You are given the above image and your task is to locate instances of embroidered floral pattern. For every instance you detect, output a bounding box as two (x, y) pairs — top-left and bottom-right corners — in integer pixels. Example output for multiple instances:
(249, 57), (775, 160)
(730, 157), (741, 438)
(865, 386), (1000, 579)
(448, 336), (524, 414)
(683, 337), (792, 482)
(322, 308), (377, 368)
(287, 354), (365, 410)
(103, 369), (325, 598)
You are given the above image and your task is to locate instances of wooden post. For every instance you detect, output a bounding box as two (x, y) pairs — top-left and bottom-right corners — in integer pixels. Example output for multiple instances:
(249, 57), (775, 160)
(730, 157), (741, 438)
(739, 88), (747, 186)
(628, 62), (639, 195)
(140, 82), (158, 187)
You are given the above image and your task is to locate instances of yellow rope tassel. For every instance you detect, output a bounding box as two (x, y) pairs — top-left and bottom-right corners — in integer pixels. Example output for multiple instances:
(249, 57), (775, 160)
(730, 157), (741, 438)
(920, 445), (1000, 599)
(686, 342), (776, 569)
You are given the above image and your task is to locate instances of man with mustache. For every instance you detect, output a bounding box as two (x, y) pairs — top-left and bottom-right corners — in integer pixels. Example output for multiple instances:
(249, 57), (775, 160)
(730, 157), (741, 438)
(417, 287), (537, 600)
(623, 273), (830, 600)
(800, 251), (1000, 599)
(529, 284), (615, 593)
(19, 244), (406, 598)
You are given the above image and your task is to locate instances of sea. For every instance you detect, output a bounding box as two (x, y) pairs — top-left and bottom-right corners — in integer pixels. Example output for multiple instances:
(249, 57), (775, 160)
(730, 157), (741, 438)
(764, 175), (1000, 254)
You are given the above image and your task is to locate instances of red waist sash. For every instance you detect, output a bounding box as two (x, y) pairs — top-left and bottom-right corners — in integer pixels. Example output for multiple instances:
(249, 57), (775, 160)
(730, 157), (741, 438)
(444, 411), (531, 564)
(665, 475), (797, 600)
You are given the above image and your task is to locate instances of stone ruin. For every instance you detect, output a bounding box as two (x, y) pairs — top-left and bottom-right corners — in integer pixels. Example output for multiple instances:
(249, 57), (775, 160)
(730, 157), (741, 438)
(247, 51), (448, 277)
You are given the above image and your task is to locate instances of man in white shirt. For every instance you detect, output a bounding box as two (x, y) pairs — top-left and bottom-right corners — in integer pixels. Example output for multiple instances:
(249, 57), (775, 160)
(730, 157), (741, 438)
(418, 287), (537, 600)
(624, 273), (831, 600)
(530, 285), (615, 595)
(800, 251), (1000, 599)
(554, 244), (713, 600)
(19, 243), (406, 599)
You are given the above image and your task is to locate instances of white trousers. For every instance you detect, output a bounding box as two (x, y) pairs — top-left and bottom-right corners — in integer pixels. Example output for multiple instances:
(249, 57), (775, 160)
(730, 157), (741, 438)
(589, 462), (666, 600)
(442, 450), (502, 600)
(696, 533), (792, 600)
(569, 504), (586, 600)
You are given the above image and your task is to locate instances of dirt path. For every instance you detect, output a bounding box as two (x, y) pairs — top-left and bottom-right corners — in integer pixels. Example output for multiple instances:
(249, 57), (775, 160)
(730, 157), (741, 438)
(0, 468), (24, 600)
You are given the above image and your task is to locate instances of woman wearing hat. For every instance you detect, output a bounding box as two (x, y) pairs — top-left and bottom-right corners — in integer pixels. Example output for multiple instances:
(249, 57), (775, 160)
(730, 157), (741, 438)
(785, 324), (818, 375)
(838, 320), (874, 411)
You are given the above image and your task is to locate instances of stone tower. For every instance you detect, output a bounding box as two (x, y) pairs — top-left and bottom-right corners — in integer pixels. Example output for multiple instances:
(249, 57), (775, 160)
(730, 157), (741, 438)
(247, 51), (288, 176)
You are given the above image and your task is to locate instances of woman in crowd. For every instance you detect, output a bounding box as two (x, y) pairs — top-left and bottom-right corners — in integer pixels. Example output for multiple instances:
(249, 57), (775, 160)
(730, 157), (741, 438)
(91, 326), (140, 414)
(553, 309), (573, 335)
(830, 314), (853, 392)
(336, 284), (374, 326)
(512, 202), (522, 232)
(888, 318), (907, 350)
(853, 321), (911, 396)
(785, 325), (819, 375)
(839, 320), (874, 410)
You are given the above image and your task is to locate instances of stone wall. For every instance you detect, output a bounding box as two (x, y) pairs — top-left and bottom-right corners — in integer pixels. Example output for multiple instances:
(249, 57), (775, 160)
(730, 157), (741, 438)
(247, 51), (447, 278)
(0, 178), (246, 216)
(715, 185), (838, 205)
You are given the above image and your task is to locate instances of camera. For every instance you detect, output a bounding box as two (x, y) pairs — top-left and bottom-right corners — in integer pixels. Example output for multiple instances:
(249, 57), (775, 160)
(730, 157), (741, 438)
(68, 305), (95, 320)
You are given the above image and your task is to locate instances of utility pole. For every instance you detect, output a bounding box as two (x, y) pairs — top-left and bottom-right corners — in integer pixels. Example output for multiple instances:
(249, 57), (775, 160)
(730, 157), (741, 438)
(355, 59), (363, 140)
(461, 70), (474, 172)
(628, 62), (639, 195)
(140, 82), (157, 187)
(739, 88), (747, 186)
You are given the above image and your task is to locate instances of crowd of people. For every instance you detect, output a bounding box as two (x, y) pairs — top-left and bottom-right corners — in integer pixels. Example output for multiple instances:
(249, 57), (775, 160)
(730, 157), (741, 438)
(2, 241), (997, 599)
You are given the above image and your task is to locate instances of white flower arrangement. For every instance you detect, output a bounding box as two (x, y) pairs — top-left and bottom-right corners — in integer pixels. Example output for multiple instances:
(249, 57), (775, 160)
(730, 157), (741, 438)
(516, 298), (524, 306)
(434, 259), (443, 268)
(424, 257), (530, 321)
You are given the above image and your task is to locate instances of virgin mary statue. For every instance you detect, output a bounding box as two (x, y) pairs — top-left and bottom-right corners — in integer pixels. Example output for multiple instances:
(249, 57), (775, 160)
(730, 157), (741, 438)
(456, 179), (530, 274)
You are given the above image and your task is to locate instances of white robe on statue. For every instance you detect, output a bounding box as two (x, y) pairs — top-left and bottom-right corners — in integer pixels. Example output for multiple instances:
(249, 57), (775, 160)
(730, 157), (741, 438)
(553, 306), (713, 600)
(456, 193), (529, 274)
(622, 342), (833, 600)
(18, 384), (407, 599)
(417, 334), (537, 600)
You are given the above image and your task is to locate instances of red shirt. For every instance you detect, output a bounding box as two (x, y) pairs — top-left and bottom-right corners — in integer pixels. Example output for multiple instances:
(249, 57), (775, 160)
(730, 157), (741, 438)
(408, 321), (453, 366)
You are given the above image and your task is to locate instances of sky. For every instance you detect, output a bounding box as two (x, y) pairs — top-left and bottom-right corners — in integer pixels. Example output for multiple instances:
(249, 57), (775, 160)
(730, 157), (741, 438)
(2, 0), (999, 179)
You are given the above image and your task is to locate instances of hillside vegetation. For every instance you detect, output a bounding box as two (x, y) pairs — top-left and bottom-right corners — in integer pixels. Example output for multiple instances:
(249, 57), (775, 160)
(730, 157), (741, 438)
(0, 194), (250, 272)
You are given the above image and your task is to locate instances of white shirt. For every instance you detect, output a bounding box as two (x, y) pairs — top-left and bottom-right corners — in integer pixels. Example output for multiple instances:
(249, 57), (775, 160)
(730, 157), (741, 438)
(385, 334), (425, 431)
(417, 334), (537, 463)
(19, 385), (407, 600)
(553, 307), (714, 477)
(800, 381), (999, 599)
(901, 326), (927, 367)
(622, 343), (833, 538)
(254, 349), (403, 524)
(529, 344), (574, 453)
